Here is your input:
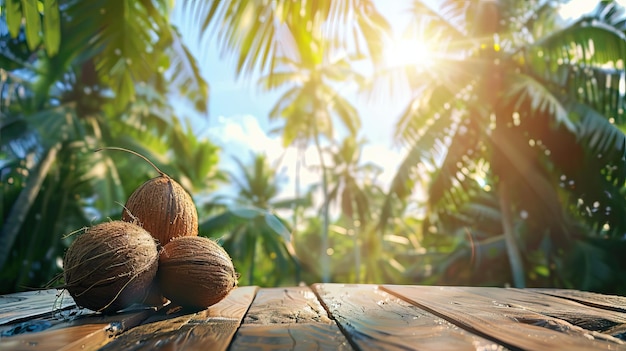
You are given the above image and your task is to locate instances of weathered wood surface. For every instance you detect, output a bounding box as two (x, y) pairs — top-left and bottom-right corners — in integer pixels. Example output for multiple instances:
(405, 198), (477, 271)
(313, 284), (506, 351)
(383, 285), (626, 350)
(492, 288), (626, 333)
(229, 286), (350, 350)
(98, 286), (257, 351)
(533, 288), (626, 313)
(0, 289), (74, 325)
(2, 285), (626, 350)
(531, 288), (626, 341)
(0, 288), (154, 351)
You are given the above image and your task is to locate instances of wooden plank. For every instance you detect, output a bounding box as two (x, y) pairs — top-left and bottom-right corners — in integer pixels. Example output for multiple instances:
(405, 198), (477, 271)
(529, 289), (626, 341)
(383, 285), (626, 351)
(532, 289), (626, 314)
(99, 286), (257, 351)
(229, 286), (351, 350)
(0, 289), (75, 325)
(0, 307), (155, 351)
(501, 288), (626, 332)
(313, 284), (507, 351)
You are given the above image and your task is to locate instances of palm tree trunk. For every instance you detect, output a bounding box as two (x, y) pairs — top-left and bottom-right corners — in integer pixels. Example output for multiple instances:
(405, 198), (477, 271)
(313, 133), (331, 283)
(293, 144), (303, 231)
(353, 223), (360, 283)
(0, 143), (61, 272)
(498, 179), (526, 288)
(248, 234), (257, 286)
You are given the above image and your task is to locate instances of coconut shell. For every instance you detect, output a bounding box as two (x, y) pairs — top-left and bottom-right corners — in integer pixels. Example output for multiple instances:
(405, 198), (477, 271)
(158, 236), (238, 309)
(122, 175), (198, 245)
(63, 221), (159, 313)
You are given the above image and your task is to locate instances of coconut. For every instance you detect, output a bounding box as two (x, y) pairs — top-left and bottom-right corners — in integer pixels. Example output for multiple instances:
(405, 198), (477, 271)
(158, 236), (238, 309)
(63, 221), (159, 313)
(122, 175), (198, 245)
(95, 147), (198, 245)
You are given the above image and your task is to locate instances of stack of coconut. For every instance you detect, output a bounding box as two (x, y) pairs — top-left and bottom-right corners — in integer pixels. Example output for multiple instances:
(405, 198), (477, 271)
(62, 148), (238, 313)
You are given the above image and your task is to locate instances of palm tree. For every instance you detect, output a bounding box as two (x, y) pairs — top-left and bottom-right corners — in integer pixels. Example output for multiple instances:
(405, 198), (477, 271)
(0, 0), (218, 292)
(257, 36), (367, 282)
(177, 0), (391, 282)
(324, 136), (382, 282)
(199, 153), (306, 286)
(381, 0), (626, 289)
(179, 0), (390, 79)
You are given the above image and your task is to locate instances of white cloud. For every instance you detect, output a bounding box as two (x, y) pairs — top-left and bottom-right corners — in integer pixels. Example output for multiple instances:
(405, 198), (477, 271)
(204, 114), (282, 163)
(362, 143), (403, 187)
(202, 115), (313, 200)
(202, 115), (407, 206)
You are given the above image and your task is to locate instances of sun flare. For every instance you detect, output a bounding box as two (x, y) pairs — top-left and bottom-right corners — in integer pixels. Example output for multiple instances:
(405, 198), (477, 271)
(385, 39), (435, 69)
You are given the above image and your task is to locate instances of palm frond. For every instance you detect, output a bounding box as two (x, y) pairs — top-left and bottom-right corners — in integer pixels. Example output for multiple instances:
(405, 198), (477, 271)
(412, 0), (468, 42)
(199, 210), (246, 236)
(533, 16), (626, 68)
(0, 142), (60, 271)
(571, 99), (626, 172)
(165, 26), (209, 113)
(184, 0), (389, 79)
(506, 73), (576, 132)
(428, 117), (484, 211)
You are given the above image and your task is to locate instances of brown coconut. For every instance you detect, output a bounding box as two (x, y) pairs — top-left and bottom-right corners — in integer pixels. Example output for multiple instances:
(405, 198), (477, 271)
(158, 236), (238, 309)
(122, 174), (198, 245)
(63, 221), (159, 313)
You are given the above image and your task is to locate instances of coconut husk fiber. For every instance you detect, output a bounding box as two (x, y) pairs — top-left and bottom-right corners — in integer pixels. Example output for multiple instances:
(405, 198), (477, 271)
(158, 236), (238, 309)
(63, 221), (159, 313)
(122, 175), (198, 245)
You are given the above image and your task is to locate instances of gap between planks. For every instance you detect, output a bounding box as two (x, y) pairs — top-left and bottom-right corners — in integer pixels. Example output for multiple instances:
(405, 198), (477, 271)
(381, 285), (626, 351)
(229, 286), (352, 350)
(312, 283), (508, 351)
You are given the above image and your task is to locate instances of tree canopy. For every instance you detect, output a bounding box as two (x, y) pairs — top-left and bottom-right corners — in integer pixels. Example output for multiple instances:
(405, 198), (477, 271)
(1, 0), (626, 294)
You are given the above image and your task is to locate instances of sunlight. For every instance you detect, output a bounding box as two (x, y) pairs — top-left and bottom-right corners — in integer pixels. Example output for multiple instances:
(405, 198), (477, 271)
(558, 0), (626, 20)
(385, 38), (435, 69)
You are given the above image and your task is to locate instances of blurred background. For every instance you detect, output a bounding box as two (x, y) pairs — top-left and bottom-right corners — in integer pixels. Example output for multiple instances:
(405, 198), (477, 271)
(2, 0), (626, 294)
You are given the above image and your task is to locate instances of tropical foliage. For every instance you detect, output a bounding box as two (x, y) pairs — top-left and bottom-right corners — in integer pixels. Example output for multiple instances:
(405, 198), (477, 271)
(0, 0), (218, 293)
(199, 153), (305, 286)
(382, 0), (626, 290)
(1, 0), (626, 296)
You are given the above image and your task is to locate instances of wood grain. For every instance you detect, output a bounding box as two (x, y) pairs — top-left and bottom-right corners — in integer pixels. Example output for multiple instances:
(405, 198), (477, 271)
(532, 289), (626, 313)
(530, 289), (626, 341)
(493, 288), (626, 332)
(229, 286), (351, 350)
(313, 284), (507, 351)
(0, 308), (155, 351)
(99, 286), (257, 351)
(0, 289), (75, 325)
(383, 285), (626, 351)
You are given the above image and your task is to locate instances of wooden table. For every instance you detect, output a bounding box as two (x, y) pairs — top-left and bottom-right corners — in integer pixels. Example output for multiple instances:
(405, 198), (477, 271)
(1, 284), (625, 350)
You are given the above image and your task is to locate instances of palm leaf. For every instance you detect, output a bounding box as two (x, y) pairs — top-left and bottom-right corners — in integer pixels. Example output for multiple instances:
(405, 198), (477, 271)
(506, 73), (576, 132)
(165, 26), (210, 113)
(185, 0), (389, 79)
(42, 0), (60, 56)
(428, 116), (484, 211)
(0, 142), (61, 271)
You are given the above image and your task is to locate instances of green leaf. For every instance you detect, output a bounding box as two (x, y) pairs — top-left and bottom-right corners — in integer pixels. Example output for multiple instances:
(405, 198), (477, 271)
(534, 265), (549, 277)
(43, 0), (60, 56)
(167, 27), (209, 114)
(6, 0), (22, 38)
(231, 205), (264, 219)
(21, 0), (42, 51)
(507, 74), (576, 133)
(264, 213), (291, 243)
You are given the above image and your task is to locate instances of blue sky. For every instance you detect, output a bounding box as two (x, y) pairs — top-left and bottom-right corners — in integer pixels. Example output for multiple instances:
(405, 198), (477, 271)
(169, 0), (601, 202)
(169, 1), (429, 201)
